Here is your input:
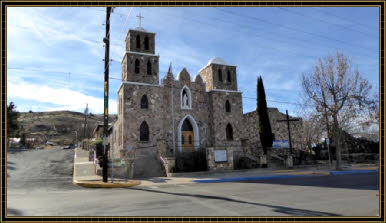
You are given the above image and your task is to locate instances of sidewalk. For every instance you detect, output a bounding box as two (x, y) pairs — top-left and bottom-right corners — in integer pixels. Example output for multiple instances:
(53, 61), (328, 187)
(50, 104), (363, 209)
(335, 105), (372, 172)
(73, 148), (140, 188)
(73, 147), (379, 188)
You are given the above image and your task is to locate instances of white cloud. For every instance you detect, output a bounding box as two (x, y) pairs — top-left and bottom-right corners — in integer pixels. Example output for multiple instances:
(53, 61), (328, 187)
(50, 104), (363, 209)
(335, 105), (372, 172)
(8, 81), (117, 114)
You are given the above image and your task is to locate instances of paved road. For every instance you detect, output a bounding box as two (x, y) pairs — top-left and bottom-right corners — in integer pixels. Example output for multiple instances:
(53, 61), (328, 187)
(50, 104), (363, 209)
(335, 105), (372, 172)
(7, 148), (379, 216)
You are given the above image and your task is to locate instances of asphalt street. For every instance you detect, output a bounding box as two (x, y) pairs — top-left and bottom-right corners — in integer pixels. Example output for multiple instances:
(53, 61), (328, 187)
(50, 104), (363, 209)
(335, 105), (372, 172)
(7, 147), (379, 216)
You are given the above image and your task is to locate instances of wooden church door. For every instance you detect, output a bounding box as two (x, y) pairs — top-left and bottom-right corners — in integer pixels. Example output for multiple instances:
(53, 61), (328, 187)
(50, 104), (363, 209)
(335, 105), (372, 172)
(181, 119), (194, 152)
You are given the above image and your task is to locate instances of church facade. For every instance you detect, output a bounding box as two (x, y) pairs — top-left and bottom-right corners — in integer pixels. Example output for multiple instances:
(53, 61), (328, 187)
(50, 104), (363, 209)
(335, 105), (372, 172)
(110, 25), (303, 176)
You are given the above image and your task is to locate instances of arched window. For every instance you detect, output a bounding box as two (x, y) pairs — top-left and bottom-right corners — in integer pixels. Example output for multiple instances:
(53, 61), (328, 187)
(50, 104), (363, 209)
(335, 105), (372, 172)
(227, 70), (231, 82)
(218, 69), (223, 82)
(135, 59), (140, 74)
(181, 135), (185, 144)
(140, 95), (148, 109)
(144, 36), (149, 50)
(189, 135), (192, 144)
(225, 100), (231, 113)
(147, 60), (152, 75)
(140, 121), (149, 141)
(226, 123), (233, 141)
(136, 35), (141, 49)
(181, 86), (192, 109)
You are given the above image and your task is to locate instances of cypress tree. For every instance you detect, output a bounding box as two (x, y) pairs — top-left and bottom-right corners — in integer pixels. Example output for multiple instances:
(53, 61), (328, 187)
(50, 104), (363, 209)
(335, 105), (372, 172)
(7, 102), (20, 138)
(257, 76), (273, 154)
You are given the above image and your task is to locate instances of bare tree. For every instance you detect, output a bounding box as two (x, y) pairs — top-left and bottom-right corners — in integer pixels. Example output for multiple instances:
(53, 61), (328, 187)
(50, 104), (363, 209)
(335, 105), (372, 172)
(301, 51), (374, 170)
(302, 112), (325, 151)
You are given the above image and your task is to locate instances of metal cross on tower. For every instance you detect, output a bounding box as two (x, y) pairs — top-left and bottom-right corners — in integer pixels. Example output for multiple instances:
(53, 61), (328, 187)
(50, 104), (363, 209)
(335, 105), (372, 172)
(136, 13), (144, 27)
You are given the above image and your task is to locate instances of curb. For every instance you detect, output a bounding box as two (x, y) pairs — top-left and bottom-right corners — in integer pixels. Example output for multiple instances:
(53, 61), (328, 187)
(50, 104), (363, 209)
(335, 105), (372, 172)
(330, 169), (378, 175)
(192, 169), (378, 183)
(73, 180), (141, 188)
(192, 174), (314, 183)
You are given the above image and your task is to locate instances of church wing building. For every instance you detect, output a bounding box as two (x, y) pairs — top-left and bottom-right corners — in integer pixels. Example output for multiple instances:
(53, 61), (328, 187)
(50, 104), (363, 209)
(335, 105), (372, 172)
(110, 24), (304, 177)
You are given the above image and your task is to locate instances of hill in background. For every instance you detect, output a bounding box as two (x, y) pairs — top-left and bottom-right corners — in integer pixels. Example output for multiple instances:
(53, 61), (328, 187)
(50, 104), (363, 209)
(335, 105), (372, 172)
(17, 111), (117, 146)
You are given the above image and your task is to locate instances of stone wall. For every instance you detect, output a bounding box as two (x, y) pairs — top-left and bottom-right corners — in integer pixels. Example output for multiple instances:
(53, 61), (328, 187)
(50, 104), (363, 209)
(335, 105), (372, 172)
(162, 68), (211, 152)
(208, 90), (243, 151)
(199, 64), (237, 91)
(206, 147), (234, 170)
(122, 53), (159, 85)
(243, 108), (304, 154)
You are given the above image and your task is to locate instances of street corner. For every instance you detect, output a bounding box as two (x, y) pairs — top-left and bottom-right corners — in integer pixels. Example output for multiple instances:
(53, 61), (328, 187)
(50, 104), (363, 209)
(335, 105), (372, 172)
(73, 180), (141, 188)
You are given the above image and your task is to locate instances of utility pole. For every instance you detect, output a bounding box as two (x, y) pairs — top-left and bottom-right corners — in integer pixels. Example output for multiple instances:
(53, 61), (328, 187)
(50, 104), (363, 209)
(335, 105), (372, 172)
(102, 7), (112, 183)
(277, 110), (300, 155)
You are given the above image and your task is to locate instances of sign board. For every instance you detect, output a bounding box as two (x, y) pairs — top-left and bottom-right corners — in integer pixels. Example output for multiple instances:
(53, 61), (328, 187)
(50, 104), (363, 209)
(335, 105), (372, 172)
(214, 150), (227, 162)
(273, 140), (289, 148)
(103, 137), (108, 146)
(126, 145), (133, 151)
(325, 138), (330, 145)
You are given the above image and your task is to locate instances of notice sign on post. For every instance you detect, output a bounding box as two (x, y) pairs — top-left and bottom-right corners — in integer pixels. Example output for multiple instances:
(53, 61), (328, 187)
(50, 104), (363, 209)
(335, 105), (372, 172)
(214, 150), (227, 162)
(273, 140), (289, 148)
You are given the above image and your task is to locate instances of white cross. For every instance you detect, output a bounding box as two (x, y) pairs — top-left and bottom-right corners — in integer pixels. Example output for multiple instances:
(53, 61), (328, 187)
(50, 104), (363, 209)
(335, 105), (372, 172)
(136, 13), (144, 27)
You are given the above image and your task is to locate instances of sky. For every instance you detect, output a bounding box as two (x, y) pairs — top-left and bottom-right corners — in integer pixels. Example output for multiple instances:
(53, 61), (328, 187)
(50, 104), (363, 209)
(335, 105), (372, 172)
(7, 7), (379, 117)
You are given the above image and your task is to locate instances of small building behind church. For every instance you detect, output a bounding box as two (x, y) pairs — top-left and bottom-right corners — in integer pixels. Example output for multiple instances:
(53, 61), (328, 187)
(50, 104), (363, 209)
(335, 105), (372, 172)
(109, 24), (304, 178)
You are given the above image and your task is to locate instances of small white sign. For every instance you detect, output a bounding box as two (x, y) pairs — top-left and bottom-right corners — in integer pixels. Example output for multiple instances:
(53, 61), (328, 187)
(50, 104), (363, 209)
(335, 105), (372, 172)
(214, 150), (227, 162)
(103, 137), (108, 146)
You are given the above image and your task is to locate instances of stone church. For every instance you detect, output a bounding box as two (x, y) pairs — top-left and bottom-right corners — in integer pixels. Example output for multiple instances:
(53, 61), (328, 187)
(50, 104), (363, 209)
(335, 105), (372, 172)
(110, 24), (304, 177)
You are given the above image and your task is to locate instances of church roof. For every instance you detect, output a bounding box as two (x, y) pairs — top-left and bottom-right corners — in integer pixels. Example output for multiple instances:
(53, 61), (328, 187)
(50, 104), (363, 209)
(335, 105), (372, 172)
(134, 27), (147, 32)
(207, 57), (228, 66)
(198, 57), (236, 73)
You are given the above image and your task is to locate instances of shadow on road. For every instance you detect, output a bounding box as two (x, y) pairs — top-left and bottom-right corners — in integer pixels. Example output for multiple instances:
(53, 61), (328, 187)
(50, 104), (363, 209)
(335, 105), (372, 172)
(234, 173), (379, 190)
(128, 187), (340, 216)
(7, 161), (16, 178)
(7, 208), (24, 216)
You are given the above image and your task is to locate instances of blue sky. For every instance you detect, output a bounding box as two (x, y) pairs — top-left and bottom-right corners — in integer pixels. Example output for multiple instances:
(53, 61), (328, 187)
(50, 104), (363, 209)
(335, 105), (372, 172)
(7, 7), (379, 116)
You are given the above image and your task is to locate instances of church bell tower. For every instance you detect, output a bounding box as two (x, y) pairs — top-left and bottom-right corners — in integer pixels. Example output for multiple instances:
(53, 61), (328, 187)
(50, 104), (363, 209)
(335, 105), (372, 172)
(121, 14), (159, 85)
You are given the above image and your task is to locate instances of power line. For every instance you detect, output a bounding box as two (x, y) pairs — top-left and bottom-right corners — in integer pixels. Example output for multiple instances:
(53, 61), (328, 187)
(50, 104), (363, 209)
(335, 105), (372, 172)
(277, 7), (378, 39)
(215, 8), (376, 54)
(312, 7), (379, 31)
(136, 7), (376, 59)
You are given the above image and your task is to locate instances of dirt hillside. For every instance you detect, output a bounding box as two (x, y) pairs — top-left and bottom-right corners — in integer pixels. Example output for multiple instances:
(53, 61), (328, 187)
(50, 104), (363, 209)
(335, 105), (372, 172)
(17, 111), (117, 146)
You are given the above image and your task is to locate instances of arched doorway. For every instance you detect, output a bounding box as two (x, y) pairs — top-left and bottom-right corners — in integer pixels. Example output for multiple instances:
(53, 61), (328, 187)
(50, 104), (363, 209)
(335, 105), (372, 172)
(177, 115), (199, 153)
(181, 119), (194, 152)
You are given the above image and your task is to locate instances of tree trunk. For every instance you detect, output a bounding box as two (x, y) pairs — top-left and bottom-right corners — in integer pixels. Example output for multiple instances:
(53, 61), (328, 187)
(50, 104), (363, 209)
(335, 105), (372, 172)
(333, 115), (342, 170)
